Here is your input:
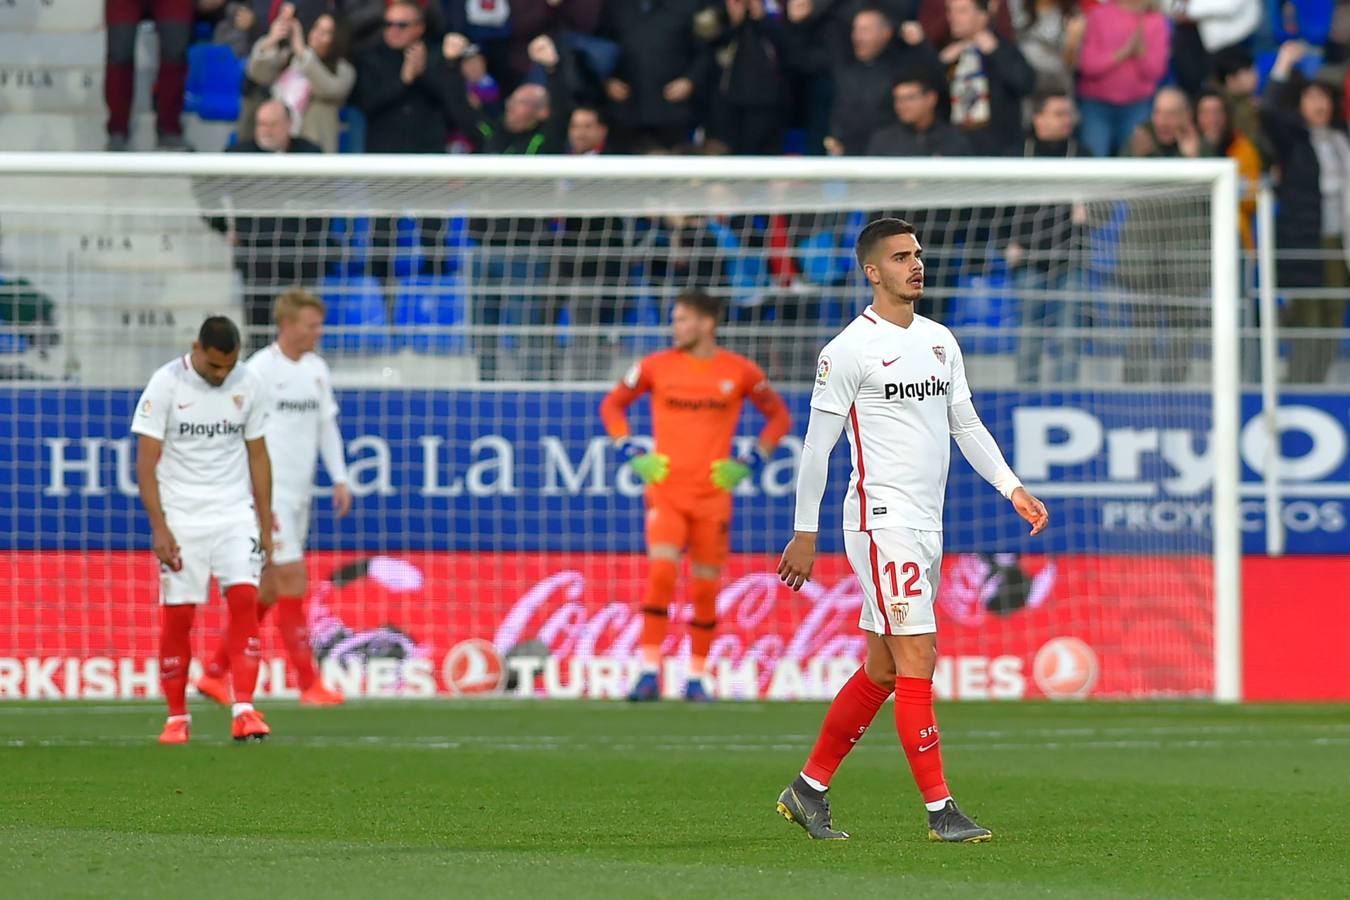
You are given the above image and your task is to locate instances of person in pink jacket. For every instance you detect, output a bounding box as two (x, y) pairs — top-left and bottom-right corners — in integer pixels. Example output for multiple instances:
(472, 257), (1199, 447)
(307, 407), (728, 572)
(1075, 0), (1171, 157)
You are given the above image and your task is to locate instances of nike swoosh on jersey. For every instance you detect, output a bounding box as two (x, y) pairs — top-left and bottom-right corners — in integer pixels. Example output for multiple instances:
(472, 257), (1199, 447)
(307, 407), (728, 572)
(177, 403), (193, 410)
(918, 740), (939, 752)
(882, 357), (901, 367)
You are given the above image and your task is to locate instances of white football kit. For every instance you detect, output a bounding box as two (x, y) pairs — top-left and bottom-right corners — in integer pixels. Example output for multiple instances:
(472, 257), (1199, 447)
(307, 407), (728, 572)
(131, 355), (270, 605)
(246, 344), (349, 566)
(794, 307), (1022, 636)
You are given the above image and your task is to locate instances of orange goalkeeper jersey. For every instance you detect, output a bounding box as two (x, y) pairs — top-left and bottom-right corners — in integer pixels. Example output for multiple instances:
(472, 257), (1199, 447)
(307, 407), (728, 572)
(600, 348), (791, 501)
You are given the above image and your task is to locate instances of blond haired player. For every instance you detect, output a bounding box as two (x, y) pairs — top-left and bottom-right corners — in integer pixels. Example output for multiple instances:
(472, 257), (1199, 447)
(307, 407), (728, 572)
(775, 218), (1049, 842)
(197, 290), (350, 707)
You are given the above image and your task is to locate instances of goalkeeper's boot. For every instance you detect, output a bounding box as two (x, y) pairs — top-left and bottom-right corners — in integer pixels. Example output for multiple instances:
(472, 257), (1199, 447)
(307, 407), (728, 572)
(776, 776), (849, 840)
(158, 716), (190, 745)
(926, 800), (992, 843)
(683, 679), (712, 703)
(627, 671), (660, 702)
(195, 673), (232, 707)
(299, 683), (345, 706)
(232, 708), (270, 742)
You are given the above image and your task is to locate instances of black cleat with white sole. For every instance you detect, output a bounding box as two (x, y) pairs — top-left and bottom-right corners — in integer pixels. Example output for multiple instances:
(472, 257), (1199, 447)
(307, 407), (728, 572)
(776, 776), (849, 840)
(926, 799), (992, 843)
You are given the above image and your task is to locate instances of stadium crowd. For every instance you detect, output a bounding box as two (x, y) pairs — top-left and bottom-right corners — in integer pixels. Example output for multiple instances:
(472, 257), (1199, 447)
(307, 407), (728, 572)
(101, 0), (1350, 384)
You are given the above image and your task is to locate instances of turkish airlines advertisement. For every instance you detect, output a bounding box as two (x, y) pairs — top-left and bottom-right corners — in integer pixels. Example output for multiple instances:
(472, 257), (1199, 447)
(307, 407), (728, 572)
(0, 551), (1215, 701)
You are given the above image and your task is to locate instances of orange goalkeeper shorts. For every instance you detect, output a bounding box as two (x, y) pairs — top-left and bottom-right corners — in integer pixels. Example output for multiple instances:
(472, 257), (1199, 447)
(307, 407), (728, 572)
(645, 493), (731, 568)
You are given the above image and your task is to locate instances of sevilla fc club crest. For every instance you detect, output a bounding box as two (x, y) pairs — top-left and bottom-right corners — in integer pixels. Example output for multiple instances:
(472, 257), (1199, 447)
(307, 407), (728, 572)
(232, 394), (244, 409)
(889, 600), (910, 624)
(931, 346), (946, 364)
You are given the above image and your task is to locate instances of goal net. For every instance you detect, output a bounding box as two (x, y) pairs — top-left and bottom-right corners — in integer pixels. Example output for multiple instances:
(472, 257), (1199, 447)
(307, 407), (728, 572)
(0, 154), (1240, 702)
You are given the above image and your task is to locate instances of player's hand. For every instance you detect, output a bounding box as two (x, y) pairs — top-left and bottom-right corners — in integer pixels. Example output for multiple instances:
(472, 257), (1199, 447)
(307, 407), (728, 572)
(616, 438), (669, 484)
(710, 447), (763, 492)
(1010, 486), (1049, 536)
(152, 526), (182, 572)
(332, 482), (354, 518)
(777, 532), (817, 591)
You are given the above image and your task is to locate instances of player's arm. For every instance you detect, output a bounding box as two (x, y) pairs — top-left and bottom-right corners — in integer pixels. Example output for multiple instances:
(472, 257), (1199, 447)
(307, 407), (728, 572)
(319, 375), (352, 517)
(600, 359), (668, 484)
(777, 406), (847, 591)
(711, 365), (791, 491)
(247, 436), (274, 561)
(135, 435), (181, 572)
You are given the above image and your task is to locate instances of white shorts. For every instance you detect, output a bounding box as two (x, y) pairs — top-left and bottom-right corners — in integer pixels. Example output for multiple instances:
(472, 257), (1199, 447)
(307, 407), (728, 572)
(270, 496), (312, 566)
(160, 510), (263, 606)
(844, 527), (943, 636)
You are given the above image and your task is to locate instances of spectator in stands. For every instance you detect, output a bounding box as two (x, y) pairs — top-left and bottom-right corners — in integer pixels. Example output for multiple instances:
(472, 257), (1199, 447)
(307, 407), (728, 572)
(1262, 41), (1350, 384)
(442, 33), (570, 153)
(1075, 0), (1170, 158)
(940, 0), (1036, 155)
(1126, 86), (1209, 158)
(1014, 0), (1083, 92)
(867, 72), (974, 156)
(506, 0), (605, 88)
(351, 0), (458, 153)
(600, 0), (709, 150)
(568, 105), (609, 154)
(918, 0), (1015, 50)
(209, 100), (324, 350)
(213, 0), (333, 59)
(825, 8), (940, 155)
(706, 0), (787, 155)
(778, 0), (834, 155)
(1006, 89), (1089, 383)
(1195, 89), (1260, 250)
(460, 43), (503, 119)
(1165, 0), (1260, 98)
(1213, 45), (1270, 165)
(240, 9), (355, 153)
(105, 0), (193, 150)
(347, 0), (446, 53)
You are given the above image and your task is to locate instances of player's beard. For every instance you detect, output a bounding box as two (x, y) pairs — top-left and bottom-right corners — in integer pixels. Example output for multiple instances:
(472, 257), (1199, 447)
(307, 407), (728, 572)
(882, 274), (923, 304)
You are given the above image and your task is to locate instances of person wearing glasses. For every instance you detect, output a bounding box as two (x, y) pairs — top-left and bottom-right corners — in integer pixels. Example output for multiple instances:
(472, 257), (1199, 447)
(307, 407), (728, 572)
(350, 0), (458, 153)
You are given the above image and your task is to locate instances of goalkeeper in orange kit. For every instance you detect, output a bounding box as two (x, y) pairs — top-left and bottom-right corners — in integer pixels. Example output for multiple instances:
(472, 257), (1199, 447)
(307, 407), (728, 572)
(600, 289), (791, 701)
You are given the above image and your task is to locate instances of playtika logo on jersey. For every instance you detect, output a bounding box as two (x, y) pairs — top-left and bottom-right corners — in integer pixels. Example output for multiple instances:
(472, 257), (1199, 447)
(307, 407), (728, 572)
(884, 375), (950, 402)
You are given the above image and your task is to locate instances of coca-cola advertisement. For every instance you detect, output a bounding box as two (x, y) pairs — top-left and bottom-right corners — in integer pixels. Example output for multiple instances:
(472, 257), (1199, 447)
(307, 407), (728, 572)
(0, 551), (1219, 700)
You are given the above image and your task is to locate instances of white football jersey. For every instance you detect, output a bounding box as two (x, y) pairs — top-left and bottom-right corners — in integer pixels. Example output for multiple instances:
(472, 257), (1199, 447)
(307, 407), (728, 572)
(811, 307), (972, 532)
(245, 343), (340, 503)
(131, 354), (269, 515)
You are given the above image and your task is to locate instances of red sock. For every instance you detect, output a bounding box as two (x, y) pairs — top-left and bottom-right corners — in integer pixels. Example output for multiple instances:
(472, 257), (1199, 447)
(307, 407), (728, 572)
(639, 559), (677, 662)
(159, 605), (195, 717)
(205, 603), (271, 679)
(688, 577), (718, 677)
(802, 666), (893, 786)
(225, 584), (262, 705)
(895, 676), (950, 803)
(275, 595), (318, 690)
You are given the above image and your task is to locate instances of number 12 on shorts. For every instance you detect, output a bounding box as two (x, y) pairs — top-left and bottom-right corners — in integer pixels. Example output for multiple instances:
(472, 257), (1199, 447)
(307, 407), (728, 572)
(882, 560), (922, 598)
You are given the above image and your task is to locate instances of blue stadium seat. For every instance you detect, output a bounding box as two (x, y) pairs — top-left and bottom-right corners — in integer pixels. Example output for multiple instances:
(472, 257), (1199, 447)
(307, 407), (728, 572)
(950, 263), (1020, 356)
(320, 274), (387, 354)
(184, 44), (243, 122)
(326, 217), (372, 277)
(338, 106), (366, 154)
(393, 274), (468, 354)
(393, 217), (426, 279)
(442, 216), (477, 276)
(0, 327), (28, 354)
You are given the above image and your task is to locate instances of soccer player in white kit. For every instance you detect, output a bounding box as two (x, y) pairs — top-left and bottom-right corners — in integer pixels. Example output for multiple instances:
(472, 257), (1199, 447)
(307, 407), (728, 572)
(132, 316), (274, 744)
(774, 219), (1049, 842)
(197, 289), (351, 707)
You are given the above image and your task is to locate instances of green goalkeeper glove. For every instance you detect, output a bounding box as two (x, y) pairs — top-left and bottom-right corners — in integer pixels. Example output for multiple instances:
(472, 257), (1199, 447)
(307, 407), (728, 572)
(617, 438), (669, 485)
(710, 447), (764, 492)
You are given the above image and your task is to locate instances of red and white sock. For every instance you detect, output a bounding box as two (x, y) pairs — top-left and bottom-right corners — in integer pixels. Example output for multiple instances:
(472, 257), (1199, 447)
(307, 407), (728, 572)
(159, 605), (195, 717)
(894, 676), (952, 809)
(275, 595), (318, 691)
(800, 666), (893, 790)
(225, 584), (262, 707)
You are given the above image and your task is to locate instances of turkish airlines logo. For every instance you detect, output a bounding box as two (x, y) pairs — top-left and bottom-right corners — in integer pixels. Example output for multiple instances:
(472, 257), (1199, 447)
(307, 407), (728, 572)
(442, 639), (504, 695)
(1032, 636), (1099, 698)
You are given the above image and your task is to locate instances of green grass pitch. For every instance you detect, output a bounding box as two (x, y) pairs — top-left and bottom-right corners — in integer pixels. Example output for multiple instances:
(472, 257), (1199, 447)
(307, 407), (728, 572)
(2, 700), (1346, 899)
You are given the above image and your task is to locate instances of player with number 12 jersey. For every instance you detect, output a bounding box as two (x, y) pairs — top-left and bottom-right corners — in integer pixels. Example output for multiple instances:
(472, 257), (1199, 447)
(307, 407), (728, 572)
(774, 218), (1050, 843)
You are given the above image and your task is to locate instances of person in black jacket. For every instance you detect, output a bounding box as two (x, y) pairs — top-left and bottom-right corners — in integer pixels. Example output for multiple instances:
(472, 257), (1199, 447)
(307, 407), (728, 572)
(939, 0), (1034, 156)
(706, 0), (787, 155)
(867, 71), (973, 156)
(824, 7), (940, 155)
(350, 1), (458, 154)
(1005, 90), (1090, 383)
(207, 100), (325, 351)
(600, 0), (710, 150)
(442, 33), (571, 154)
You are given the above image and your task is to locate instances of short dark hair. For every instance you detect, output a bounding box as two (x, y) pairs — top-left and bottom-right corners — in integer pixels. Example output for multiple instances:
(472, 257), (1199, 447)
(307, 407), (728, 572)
(571, 104), (607, 128)
(1212, 46), (1254, 82)
(894, 69), (941, 96)
(1032, 88), (1071, 116)
(198, 316), (241, 354)
(387, 0), (423, 24)
(855, 218), (916, 269)
(674, 288), (723, 322)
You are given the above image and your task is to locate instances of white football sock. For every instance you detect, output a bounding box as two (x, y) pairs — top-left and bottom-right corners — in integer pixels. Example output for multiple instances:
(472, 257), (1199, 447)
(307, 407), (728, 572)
(925, 796), (952, 813)
(231, 702), (254, 717)
(166, 714), (190, 724)
(799, 772), (828, 793)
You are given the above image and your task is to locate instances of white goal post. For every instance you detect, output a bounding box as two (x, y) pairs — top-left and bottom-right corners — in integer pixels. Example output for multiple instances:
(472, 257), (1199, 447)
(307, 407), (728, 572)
(0, 152), (1241, 702)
